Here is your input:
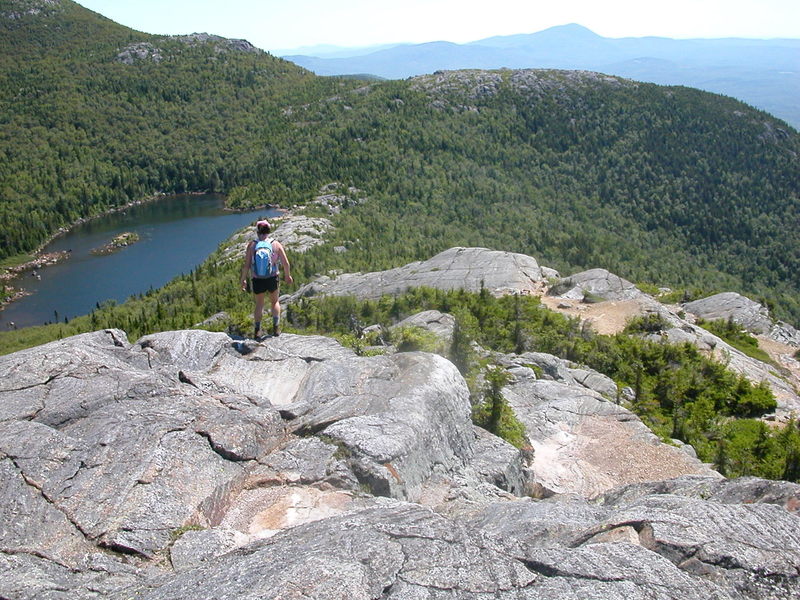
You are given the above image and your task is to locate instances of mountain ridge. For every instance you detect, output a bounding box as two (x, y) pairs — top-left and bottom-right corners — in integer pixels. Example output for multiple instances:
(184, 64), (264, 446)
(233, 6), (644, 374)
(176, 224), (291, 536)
(284, 23), (800, 128)
(2, 0), (800, 327)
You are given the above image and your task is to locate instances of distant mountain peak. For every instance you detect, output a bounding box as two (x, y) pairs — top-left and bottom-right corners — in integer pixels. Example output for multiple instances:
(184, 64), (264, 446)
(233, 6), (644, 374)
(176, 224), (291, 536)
(539, 23), (602, 37)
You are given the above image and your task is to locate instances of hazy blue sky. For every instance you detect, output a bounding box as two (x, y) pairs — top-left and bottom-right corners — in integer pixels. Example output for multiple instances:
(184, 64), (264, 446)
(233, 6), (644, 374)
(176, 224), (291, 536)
(75, 0), (800, 52)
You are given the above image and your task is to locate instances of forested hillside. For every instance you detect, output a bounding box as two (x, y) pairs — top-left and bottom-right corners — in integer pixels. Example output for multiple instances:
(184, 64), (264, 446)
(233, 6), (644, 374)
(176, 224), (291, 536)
(0, 0), (332, 255)
(1, 0), (800, 323)
(232, 70), (800, 323)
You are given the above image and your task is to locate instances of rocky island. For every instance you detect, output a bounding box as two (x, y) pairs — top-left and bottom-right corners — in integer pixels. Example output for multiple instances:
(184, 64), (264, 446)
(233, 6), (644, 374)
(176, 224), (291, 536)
(90, 231), (140, 256)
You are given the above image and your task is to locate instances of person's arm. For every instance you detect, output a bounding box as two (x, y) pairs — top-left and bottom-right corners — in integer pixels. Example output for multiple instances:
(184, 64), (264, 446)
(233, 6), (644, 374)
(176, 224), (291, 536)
(241, 241), (254, 290)
(274, 241), (293, 285)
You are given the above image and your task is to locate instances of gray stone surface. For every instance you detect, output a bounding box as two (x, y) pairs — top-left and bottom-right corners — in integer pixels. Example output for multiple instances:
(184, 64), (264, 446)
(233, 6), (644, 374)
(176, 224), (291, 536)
(115, 489), (800, 599)
(292, 352), (474, 500)
(548, 268), (645, 301)
(218, 214), (332, 267)
(2, 327), (799, 599)
(683, 292), (774, 334)
(499, 350), (619, 399)
(500, 369), (720, 497)
(287, 246), (550, 302)
(771, 321), (800, 347)
(468, 425), (533, 496)
(391, 309), (456, 347)
(600, 474), (800, 513)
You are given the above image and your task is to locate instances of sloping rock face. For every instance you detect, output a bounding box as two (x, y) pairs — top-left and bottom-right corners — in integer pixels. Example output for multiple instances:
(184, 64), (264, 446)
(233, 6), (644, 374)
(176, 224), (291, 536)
(548, 268), (644, 302)
(494, 352), (722, 497)
(2, 329), (799, 599)
(287, 246), (552, 301)
(684, 292), (774, 334)
(683, 291), (800, 347)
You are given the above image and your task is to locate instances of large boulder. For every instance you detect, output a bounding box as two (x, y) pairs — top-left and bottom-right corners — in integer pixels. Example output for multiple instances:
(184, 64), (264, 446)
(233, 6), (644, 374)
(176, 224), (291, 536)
(683, 292), (774, 334)
(548, 268), (645, 302)
(288, 351), (475, 500)
(286, 246), (551, 301)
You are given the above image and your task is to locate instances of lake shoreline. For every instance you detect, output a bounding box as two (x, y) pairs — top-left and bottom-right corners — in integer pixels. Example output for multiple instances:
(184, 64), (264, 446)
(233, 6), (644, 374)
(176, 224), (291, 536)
(0, 193), (211, 313)
(0, 195), (284, 326)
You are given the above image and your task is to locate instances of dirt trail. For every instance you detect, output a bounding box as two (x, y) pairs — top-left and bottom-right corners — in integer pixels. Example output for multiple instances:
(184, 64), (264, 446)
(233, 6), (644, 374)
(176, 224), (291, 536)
(539, 296), (648, 335)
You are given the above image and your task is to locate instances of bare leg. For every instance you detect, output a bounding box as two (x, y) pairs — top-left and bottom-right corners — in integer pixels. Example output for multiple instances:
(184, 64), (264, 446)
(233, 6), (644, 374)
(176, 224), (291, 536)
(254, 292), (266, 336)
(269, 289), (281, 335)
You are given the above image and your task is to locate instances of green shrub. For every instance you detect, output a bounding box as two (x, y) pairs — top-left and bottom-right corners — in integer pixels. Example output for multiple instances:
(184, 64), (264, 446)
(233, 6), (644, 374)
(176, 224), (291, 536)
(582, 291), (606, 304)
(472, 366), (527, 448)
(636, 282), (661, 296)
(697, 318), (776, 366)
(390, 326), (442, 353)
(624, 313), (669, 334)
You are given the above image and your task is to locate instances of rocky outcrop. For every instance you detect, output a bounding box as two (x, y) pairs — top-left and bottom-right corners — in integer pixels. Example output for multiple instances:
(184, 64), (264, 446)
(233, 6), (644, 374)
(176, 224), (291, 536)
(313, 182), (367, 214)
(116, 42), (163, 64)
(548, 267), (645, 302)
(683, 291), (800, 347)
(683, 292), (774, 334)
(0, 328), (523, 597)
(287, 246), (553, 302)
(496, 355), (721, 497)
(1, 328), (798, 599)
(172, 33), (260, 53)
(2, 0), (60, 20)
(272, 215), (334, 253)
(219, 214), (332, 265)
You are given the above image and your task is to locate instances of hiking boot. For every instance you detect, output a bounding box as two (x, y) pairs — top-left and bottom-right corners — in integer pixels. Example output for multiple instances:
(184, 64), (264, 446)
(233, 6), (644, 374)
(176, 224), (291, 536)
(254, 328), (262, 340)
(272, 323), (280, 337)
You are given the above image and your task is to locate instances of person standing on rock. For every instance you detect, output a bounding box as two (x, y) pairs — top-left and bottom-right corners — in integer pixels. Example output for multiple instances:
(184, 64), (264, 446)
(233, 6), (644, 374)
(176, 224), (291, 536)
(241, 219), (293, 339)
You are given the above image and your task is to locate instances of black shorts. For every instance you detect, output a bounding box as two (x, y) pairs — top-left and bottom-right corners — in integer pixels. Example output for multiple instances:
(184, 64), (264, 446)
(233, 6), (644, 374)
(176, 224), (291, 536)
(252, 276), (278, 294)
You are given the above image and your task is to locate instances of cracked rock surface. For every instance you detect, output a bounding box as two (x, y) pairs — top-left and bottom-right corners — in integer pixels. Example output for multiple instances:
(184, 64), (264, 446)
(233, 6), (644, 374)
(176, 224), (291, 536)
(1, 328), (798, 599)
(285, 246), (551, 302)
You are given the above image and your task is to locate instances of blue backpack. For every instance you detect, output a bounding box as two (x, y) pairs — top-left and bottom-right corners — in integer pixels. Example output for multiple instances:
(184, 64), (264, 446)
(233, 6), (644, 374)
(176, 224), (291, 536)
(252, 239), (279, 278)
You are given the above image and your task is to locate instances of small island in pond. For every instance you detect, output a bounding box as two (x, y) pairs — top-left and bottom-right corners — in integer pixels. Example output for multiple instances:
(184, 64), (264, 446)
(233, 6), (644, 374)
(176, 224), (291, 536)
(90, 232), (140, 255)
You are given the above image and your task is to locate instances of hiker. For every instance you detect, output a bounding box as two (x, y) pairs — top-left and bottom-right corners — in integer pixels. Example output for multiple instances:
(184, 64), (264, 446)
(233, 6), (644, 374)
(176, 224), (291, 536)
(241, 219), (293, 338)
